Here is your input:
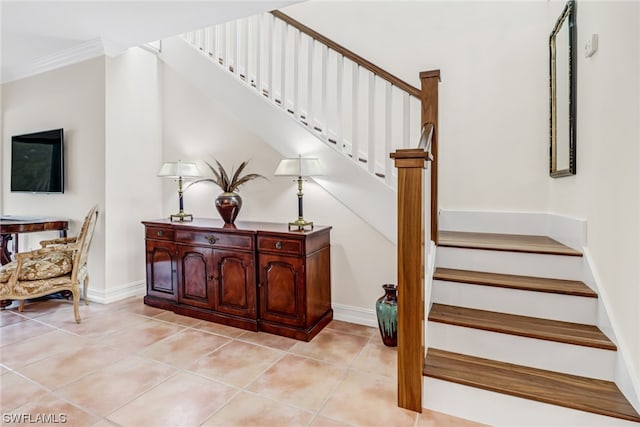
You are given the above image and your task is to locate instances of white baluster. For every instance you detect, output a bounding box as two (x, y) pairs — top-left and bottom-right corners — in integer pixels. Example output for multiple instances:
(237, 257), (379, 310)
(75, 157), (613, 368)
(336, 55), (344, 153)
(403, 91), (410, 148)
(293, 29), (300, 117)
(385, 82), (393, 184)
(267, 14), (274, 100)
(307, 36), (314, 128)
(254, 15), (261, 91)
(243, 18), (249, 81)
(280, 20), (287, 109)
(321, 45), (329, 138)
(209, 26), (216, 58)
(368, 72), (375, 174)
(231, 21), (238, 75)
(352, 63), (360, 162)
(220, 24), (226, 67)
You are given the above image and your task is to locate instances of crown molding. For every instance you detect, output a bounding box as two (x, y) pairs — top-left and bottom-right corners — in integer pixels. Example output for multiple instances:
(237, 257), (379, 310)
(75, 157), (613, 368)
(1, 37), (126, 84)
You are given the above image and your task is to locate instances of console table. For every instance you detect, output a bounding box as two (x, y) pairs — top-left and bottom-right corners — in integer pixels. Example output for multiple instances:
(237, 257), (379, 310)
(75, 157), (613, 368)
(0, 216), (69, 307)
(143, 218), (332, 341)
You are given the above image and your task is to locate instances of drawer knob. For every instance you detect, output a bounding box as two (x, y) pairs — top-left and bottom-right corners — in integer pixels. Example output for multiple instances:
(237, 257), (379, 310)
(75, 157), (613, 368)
(205, 235), (219, 245)
(275, 241), (283, 250)
(157, 230), (164, 237)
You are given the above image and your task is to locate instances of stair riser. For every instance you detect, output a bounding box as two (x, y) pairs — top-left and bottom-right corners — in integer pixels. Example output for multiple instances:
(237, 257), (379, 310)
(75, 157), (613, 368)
(428, 323), (616, 380)
(423, 377), (638, 427)
(436, 247), (583, 280)
(432, 280), (598, 324)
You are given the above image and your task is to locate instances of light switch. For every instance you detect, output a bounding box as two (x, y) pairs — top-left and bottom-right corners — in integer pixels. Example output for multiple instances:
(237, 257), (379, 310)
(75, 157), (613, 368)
(585, 34), (599, 58)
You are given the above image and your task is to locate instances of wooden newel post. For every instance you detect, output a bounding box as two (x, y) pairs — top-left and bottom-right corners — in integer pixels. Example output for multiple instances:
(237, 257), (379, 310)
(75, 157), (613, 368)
(390, 148), (429, 413)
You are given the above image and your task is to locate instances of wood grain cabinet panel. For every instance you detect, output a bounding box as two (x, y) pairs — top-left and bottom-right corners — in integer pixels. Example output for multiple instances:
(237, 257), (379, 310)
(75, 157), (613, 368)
(143, 219), (332, 341)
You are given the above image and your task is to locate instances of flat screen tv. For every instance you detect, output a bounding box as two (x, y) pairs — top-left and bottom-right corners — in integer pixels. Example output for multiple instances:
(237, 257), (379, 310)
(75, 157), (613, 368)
(11, 128), (64, 193)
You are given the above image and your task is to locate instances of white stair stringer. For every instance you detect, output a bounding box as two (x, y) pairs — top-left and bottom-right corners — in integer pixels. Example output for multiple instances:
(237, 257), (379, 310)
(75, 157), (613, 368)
(423, 377), (639, 427)
(428, 321), (616, 381)
(436, 246), (583, 280)
(159, 36), (397, 242)
(432, 279), (598, 324)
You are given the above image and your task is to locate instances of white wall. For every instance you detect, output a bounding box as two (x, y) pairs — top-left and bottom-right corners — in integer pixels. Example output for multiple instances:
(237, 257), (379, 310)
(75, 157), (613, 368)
(104, 48), (163, 301)
(546, 0), (640, 385)
(1, 57), (107, 294)
(161, 62), (397, 312)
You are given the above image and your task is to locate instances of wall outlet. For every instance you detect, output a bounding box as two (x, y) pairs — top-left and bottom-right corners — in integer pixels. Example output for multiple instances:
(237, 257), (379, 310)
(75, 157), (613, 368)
(585, 34), (599, 58)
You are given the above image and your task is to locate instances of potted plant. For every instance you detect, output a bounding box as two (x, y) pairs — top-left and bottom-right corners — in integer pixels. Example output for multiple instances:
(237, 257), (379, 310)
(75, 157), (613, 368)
(188, 159), (266, 224)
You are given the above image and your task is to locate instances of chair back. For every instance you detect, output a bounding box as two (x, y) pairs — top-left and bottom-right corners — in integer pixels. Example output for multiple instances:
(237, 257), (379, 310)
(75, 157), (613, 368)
(72, 205), (99, 278)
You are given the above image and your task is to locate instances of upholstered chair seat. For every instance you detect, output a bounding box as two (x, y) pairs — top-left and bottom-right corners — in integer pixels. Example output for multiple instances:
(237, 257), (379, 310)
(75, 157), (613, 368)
(0, 206), (98, 323)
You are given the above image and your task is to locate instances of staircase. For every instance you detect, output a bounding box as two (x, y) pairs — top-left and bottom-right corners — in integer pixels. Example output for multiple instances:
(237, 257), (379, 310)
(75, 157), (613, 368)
(424, 231), (640, 426)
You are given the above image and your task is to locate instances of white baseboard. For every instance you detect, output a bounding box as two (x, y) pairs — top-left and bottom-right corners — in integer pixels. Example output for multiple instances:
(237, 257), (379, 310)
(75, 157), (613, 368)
(86, 280), (146, 304)
(332, 303), (377, 328)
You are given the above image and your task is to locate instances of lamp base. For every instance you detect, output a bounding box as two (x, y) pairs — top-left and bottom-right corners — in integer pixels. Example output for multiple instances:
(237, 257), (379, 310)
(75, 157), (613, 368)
(288, 219), (314, 231)
(169, 212), (194, 222)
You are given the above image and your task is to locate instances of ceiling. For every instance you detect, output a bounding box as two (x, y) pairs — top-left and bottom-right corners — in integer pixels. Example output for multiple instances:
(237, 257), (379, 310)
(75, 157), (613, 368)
(1, 1), (300, 78)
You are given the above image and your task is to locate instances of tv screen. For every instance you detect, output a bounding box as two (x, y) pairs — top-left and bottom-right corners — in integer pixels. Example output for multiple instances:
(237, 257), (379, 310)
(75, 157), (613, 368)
(11, 129), (64, 193)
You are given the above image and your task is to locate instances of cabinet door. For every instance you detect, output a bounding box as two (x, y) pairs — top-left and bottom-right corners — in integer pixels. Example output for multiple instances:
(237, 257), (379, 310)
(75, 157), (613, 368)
(258, 254), (305, 326)
(177, 246), (214, 309)
(146, 240), (177, 301)
(212, 250), (256, 319)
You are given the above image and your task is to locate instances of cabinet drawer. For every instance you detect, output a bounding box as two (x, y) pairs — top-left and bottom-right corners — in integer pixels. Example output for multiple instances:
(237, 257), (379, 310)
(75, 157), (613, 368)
(146, 226), (175, 241)
(257, 236), (303, 256)
(176, 230), (253, 250)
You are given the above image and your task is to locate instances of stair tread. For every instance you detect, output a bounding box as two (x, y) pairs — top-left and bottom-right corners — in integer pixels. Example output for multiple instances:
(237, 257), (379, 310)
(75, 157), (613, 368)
(434, 268), (597, 298)
(439, 231), (582, 256)
(429, 304), (616, 350)
(424, 349), (640, 422)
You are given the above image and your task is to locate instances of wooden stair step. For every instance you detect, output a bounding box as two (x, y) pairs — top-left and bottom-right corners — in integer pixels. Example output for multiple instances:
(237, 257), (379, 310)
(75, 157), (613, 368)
(429, 304), (616, 350)
(439, 230), (582, 256)
(424, 349), (640, 422)
(434, 268), (597, 298)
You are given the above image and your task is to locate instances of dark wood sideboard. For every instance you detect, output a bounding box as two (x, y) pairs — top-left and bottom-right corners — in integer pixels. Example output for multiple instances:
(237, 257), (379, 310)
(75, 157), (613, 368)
(142, 218), (332, 341)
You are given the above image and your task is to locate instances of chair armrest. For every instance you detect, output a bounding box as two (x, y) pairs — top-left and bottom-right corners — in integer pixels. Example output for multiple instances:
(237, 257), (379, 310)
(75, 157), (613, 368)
(15, 245), (78, 262)
(40, 236), (77, 248)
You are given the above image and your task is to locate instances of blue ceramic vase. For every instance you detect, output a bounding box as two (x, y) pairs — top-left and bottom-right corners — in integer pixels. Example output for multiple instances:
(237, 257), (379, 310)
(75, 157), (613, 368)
(376, 284), (398, 347)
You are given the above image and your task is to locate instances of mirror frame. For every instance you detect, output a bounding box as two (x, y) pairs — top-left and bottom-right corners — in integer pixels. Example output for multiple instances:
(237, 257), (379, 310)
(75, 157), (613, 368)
(549, 0), (577, 178)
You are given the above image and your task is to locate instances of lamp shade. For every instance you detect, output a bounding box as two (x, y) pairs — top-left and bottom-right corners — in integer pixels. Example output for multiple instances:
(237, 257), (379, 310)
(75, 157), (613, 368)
(274, 157), (323, 177)
(157, 161), (201, 178)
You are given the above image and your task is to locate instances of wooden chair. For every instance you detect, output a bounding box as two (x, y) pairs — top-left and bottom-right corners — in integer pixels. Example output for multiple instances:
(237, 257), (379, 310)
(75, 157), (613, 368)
(0, 206), (99, 323)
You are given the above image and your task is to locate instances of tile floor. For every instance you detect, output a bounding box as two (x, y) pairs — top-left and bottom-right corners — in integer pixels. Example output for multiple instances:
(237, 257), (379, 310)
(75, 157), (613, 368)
(0, 296), (484, 427)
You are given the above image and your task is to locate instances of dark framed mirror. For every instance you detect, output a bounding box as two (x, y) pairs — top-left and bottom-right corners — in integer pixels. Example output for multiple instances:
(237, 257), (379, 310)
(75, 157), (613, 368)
(549, 0), (576, 177)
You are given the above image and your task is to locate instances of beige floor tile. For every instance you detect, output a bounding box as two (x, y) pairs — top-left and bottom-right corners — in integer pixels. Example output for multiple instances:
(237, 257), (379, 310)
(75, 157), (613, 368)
(107, 372), (237, 427)
(36, 310), (148, 338)
(203, 391), (314, 427)
(0, 365), (9, 374)
(320, 370), (417, 426)
(0, 371), (49, 412)
(0, 309), (27, 327)
(0, 318), (56, 346)
(8, 392), (98, 426)
(152, 310), (204, 327)
(89, 419), (119, 427)
(417, 409), (488, 427)
(110, 297), (166, 317)
(289, 329), (369, 366)
(248, 354), (346, 411)
(139, 329), (229, 368)
(97, 318), (185, 354)
(194, 321), (247, 338)
(236, 330), (299, 351)
(7, 298), (75, 318)
(326, 320), (377, 338)
(310, 416), (356, 427)
(351, 340), (397, 378)
(15, 342), (127, 390)
(187, 340), (283, 387)
(57, 355), (177, 416)
(0, 330), (85, 369)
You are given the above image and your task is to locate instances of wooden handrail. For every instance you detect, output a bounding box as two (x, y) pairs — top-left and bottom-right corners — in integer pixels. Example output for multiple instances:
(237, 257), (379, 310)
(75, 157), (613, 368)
(420, 70), (440, 245)
(270, 10), (421, 98)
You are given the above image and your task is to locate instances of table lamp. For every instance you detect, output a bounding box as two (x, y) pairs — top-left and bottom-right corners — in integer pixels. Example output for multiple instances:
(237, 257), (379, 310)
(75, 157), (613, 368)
(274, 156), (323, 230)
(157, 161), (201, 222)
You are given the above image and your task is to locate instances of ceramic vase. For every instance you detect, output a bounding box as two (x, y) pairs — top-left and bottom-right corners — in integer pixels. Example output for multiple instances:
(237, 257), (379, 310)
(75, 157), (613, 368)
(376, 283), (398, 347)
(215, 192), (242, 224)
